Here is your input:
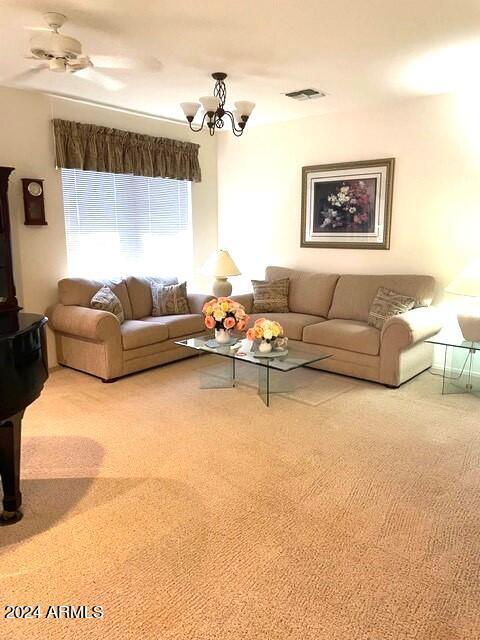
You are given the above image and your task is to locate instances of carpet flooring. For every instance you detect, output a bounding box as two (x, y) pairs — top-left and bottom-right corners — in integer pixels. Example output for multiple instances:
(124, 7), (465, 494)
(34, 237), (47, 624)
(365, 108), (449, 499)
(1, 356), (480, 639)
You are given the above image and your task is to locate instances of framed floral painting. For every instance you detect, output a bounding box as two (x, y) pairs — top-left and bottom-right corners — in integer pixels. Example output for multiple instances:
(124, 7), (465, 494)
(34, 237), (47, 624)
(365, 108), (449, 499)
(300, 158), (394, 249)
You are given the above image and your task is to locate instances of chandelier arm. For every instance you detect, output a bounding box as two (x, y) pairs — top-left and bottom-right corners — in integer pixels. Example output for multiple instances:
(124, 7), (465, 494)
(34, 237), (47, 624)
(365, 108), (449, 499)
(222, 109), (245, 136)
(188, 111), (209, 133)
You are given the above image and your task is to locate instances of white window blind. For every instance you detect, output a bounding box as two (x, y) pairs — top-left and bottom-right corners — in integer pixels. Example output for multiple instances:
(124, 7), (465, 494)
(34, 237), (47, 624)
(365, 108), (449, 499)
(60, 168), (193, 279)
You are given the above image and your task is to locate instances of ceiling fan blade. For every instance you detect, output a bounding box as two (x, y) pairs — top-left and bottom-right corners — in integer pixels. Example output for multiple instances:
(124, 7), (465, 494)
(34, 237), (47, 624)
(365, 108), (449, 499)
(24, 26), (51, 32)
(8, 66), (47, 83)
(89, 54), (162, 72)
(74, 67), (125, 91)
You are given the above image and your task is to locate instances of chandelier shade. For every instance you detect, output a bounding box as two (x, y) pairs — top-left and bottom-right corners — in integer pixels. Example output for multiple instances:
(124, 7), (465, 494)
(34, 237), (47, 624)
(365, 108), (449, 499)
(180, 102), (200, 119)
(199, 95), (220, 114)
(234, 101), (255, 118)
(180, 72), (255, 137)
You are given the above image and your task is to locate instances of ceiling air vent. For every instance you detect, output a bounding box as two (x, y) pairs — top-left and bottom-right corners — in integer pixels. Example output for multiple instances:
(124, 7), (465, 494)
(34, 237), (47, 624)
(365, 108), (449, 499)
(285, 88), (326, 101)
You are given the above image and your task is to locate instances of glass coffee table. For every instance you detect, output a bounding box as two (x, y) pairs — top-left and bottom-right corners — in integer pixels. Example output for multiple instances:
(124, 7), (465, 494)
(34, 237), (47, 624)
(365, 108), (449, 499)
(426, 330), (480, 396)
(176, 335), (332, 406)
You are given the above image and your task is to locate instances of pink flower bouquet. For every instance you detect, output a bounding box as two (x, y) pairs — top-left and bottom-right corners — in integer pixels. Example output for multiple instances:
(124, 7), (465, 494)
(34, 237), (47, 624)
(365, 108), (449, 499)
(202, 297), (249, 332)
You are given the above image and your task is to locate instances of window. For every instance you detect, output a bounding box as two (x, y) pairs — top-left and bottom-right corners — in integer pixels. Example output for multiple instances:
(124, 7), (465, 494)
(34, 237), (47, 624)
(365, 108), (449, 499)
(61, 169), (192, 279)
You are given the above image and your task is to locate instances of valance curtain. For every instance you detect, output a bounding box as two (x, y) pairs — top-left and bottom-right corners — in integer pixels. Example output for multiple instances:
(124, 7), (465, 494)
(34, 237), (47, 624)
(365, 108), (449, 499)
(53, 119), (201, 182)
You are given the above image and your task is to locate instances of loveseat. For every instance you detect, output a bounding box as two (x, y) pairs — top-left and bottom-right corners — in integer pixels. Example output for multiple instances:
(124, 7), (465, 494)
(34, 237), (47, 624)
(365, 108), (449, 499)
(49, 276), (210, 381)
(236, 266), (442, 387)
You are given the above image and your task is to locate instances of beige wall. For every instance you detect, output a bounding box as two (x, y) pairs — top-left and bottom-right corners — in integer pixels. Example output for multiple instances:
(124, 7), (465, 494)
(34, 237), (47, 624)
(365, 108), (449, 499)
(3, 86), (479, 369)
(217, 92), (480, 297)
(0, 86), (218, 365)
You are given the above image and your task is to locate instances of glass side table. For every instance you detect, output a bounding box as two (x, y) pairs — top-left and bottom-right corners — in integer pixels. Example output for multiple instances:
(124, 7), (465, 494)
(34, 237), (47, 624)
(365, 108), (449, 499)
(426, 331), (480, 397)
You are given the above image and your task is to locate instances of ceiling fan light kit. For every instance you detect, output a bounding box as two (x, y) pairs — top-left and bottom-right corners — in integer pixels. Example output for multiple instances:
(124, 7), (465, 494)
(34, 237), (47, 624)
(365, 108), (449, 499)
(181, 72), (255, 137)
(49, 57), (66, 73)
(29, 13), (81, 60)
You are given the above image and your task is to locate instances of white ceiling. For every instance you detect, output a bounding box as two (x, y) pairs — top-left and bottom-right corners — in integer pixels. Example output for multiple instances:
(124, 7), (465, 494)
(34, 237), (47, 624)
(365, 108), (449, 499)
(0, 0), (479, 125)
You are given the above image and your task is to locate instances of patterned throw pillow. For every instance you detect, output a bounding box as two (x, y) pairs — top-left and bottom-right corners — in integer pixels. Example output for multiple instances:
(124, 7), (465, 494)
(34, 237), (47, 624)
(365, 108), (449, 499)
(252, 278), (290, 313)
(368, 287), (415, 329)
(151, 281), (190, 316)
(90, 286), (125, 323)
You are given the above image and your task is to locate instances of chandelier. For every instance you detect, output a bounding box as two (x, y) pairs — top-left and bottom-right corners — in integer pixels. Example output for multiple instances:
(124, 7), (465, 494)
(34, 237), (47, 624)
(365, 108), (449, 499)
(180, 72), (255, 137)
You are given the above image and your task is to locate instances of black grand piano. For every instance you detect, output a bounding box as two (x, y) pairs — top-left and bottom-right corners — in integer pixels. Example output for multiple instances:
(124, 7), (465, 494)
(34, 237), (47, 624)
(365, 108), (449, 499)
(0, 314), (48, 524)
(0, 167), (48, 525)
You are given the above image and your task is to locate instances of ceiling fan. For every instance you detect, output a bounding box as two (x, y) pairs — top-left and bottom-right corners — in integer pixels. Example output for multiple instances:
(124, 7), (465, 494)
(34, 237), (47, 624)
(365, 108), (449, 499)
(13, 11), (161, 91)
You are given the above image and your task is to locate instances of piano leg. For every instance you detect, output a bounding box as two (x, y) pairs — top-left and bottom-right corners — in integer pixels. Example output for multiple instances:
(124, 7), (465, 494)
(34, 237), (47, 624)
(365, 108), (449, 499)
(0, 411), (24, 525)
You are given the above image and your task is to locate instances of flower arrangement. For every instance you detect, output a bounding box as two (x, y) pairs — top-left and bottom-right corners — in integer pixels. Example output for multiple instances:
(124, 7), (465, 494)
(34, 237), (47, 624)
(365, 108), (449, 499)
(202, 297), (248, 332)
(246, 318), (285, 353)
(320, 180), (372, 231)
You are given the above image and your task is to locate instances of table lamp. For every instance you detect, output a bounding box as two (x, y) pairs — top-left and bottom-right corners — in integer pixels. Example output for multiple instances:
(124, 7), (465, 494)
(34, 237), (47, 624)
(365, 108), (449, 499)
(202, 249), (241, 297)
(445, 260), (480, 342)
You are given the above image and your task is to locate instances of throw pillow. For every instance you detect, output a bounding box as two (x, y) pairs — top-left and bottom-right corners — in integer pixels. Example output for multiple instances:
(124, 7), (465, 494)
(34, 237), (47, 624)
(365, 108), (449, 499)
(252, 278), (290, 313)
(90, 286), (125, 324)
(368, 287), (415, 329)
(151, 281), (190, 316)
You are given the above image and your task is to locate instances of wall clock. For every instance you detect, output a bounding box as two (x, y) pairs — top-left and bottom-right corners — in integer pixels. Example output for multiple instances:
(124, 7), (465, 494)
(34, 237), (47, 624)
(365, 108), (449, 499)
(22, 178), (47, 226)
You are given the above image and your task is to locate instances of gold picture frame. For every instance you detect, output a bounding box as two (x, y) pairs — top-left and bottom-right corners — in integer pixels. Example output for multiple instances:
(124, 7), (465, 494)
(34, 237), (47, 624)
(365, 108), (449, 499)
(301, 158), (394, 249)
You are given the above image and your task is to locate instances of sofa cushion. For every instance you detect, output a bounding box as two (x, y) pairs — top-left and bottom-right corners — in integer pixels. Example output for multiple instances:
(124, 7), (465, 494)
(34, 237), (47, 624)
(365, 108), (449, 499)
(247, 313), (324, 341)
(252, 278), (290, 313)
(121, 320), (169, 350)
(328, 275), (435, 323)
(303, 319), (380, 356)
(151, 281), (190, 316)
(142, 314), (205, 339)
(90, 286), (124, 324)
(125, 276), (178, 319)
(368, 287), (416, 329)
(58, 278), (133, 320)
(265, 266), (339, 317)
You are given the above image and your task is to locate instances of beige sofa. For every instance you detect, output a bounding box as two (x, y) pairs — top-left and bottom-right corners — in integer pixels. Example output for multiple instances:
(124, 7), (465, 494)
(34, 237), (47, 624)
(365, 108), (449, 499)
(50, 266), (441, 387)
(49, 276), (210, 381)
(236, 266), (442, 387)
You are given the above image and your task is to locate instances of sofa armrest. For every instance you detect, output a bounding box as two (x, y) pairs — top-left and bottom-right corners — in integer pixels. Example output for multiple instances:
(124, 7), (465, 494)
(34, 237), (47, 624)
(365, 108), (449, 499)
(187, 293), (213, 315)
(381, 306), (442, 349)
(49, 303), (121, 341)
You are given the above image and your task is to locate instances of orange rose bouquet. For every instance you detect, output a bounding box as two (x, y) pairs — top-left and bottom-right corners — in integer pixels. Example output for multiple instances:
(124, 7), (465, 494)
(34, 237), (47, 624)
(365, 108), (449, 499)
(202, 297), (249, 343)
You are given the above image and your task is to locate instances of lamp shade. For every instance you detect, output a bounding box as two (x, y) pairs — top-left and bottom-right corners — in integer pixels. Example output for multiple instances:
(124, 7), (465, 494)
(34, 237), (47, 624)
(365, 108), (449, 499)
(234, 101), (255, 118)
(446, 261), (480, 297)
(199, 95), (220, 113)
(202, 250), (241, 277)
(180, 102), (200, 118)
